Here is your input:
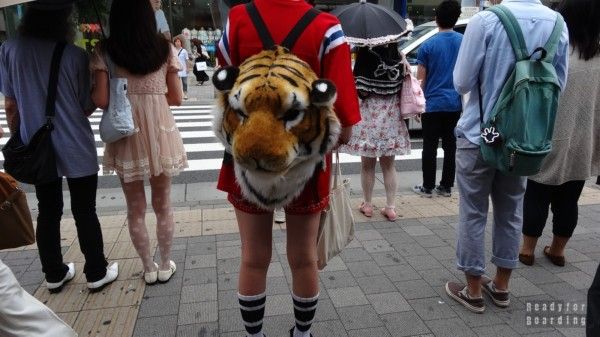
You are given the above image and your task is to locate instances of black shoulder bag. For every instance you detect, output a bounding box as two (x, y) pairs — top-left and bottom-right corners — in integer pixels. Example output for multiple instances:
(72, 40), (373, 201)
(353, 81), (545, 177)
(2, 42), (67, 185)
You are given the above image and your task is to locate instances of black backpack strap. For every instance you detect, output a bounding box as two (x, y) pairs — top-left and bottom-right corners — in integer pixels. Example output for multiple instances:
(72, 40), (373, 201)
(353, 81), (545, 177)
(45, 42), (67, 120)
(281, 8), (320, 50)
(246, 2), (275, 49)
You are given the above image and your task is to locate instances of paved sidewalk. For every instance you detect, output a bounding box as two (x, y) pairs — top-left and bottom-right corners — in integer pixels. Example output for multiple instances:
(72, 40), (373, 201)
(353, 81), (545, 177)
(2, 187), (600, 337)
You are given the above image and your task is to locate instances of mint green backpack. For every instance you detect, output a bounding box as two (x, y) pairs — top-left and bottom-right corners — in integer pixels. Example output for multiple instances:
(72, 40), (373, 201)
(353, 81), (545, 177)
(479, 5), (565, 176)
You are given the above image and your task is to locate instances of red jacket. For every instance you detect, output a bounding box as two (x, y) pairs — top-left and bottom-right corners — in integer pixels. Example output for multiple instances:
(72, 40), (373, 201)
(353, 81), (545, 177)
(216, 0), (361, 201)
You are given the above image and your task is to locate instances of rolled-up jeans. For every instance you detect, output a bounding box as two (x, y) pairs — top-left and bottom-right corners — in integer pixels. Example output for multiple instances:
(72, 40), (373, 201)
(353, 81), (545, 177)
(0, 259), (77, 337)
(455, 137), (526, 276)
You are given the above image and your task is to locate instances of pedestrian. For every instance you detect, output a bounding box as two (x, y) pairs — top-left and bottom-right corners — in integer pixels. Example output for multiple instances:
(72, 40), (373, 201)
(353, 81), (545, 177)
(191, 38), (210, 85)
(0, 145), (77, 337)
(340, 43), (411, 221)
(413, 0), (463, 198)
(0, 0), (118, 294)
(518, 0), (600, 267)
(446, 0), (569, 313)
(173, 35), (189, 100)
(91, 0), (188, 285)
(216, 0), (360, 335)
(150, 0), (171, 40)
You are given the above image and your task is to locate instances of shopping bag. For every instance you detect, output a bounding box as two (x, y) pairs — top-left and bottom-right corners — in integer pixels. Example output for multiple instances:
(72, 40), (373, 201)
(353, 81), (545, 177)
(400, 73), (426, 119)
(0, 172), (35, 250)
(317, 151), (355, 270)
(195, 61), (208, 71)
(99, 55), (136, 143)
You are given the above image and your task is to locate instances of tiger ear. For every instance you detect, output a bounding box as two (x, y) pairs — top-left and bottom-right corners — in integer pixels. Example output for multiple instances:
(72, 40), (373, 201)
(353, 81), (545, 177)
(212, 66), (240, 92)
(310, 79), (337, 107)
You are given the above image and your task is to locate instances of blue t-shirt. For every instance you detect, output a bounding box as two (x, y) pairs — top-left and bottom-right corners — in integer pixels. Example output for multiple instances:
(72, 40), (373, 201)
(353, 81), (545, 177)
(417, 31), (463, 113)
(0, 38), (99, 178)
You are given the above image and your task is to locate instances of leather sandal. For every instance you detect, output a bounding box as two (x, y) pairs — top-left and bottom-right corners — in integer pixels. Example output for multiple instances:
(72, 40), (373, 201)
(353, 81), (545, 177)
(518, 253), (535, 266)
(381, 206), (398, 221)
(544, 246), (565, 267)
(359, 202), (374, 217)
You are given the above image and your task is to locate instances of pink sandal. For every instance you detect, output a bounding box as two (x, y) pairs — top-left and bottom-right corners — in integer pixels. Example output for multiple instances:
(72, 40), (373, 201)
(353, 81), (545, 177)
(359, 202), (374, 217)
(381, 206), (398, 221)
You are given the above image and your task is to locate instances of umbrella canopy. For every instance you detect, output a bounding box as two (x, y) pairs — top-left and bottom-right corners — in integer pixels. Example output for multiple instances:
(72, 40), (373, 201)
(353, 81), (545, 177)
(331, 0), (408, 47)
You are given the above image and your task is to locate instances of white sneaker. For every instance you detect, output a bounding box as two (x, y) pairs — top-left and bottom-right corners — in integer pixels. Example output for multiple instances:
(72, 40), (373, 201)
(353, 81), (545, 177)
(47, 262), (75, 294)
(274, 208), (286, 224)
(144, 262), (159, 285)
(158, 260), (177, 283)
(87, 262), (119, 293)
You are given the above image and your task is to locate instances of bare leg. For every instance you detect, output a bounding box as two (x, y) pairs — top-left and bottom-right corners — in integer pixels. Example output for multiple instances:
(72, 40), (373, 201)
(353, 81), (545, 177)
(519, 234), (539, 257)
(236, 209), (273, 295)
(548, 235), (570, 258)
(493, 266), (513, 291)
(286, 212), (321, 297)
(361, 156), (377, 205)
(235, 209), (272, 337)
(379, 156), (397, 207)
(466, 274), (482, 298)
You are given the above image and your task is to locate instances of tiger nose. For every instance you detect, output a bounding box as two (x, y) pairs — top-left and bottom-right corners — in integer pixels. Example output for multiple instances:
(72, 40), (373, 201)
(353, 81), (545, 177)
(235, 152), (285, 171)
(233, 113), (289, 171)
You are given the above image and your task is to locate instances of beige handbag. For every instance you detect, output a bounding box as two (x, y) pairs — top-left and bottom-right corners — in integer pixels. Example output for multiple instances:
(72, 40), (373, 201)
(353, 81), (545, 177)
(317, 151), (355, 270)
(0, 172), (35, 250)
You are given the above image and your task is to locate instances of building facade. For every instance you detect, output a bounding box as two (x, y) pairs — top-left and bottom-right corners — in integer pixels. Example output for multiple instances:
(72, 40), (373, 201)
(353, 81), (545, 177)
(1, 0), (562, 49)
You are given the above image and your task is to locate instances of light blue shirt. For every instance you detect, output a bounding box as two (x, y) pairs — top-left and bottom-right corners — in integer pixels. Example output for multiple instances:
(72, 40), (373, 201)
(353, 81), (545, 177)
(453, 0), (569, 147)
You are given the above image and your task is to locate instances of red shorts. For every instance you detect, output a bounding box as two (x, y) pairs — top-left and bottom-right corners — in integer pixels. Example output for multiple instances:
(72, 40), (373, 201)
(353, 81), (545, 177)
(217, 154), (332, 215)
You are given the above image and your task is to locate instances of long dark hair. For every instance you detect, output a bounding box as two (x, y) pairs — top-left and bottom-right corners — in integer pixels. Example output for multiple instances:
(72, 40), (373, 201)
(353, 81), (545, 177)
(105, 0), (170, 75)
(18, 7), (74, 42)
(557, 0), (600, 61)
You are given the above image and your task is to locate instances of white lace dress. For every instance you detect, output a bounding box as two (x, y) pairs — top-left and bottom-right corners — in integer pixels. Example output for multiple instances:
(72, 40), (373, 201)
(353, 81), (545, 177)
(91, 47), (188, 182)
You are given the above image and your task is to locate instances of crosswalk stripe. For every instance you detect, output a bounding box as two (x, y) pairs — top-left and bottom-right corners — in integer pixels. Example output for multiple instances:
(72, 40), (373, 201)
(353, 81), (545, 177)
(0, 105), (213, 113)
(96, 148), (443, 176)
(89, 109), (214, 117)
(0, 130), (217, 145)
(0, 105), (437, 176)
(86, 121), (212, 130)
(1, 115), (214, 123)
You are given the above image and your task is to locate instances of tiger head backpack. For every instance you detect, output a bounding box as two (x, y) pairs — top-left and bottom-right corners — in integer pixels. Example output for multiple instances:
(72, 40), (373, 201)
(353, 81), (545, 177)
(212, 3), (341, 210)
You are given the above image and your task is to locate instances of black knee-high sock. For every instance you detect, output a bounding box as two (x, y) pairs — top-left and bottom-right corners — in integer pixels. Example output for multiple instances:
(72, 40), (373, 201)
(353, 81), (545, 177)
(238, 292), (266, 337)
(292, 293), (319, 336)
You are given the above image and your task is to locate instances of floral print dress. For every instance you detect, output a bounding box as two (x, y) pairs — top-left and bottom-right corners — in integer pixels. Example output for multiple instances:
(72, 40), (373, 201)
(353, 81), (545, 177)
(340, 93), (411, 158)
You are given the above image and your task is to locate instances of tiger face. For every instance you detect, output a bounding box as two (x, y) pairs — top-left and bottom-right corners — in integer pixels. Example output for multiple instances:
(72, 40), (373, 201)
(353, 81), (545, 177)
(212, 46), (341, 209)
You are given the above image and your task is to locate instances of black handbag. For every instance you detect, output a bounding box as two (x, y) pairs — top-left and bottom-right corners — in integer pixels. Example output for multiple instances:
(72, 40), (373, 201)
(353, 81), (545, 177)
(2, 42), (66, 185)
